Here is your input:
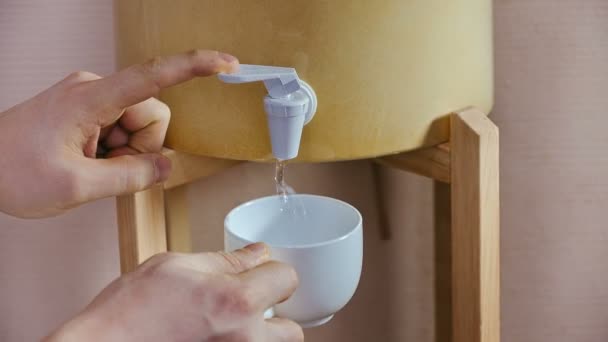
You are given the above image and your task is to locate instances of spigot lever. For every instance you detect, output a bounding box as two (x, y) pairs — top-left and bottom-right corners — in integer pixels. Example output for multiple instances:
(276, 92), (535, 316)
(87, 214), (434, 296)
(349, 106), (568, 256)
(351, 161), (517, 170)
(218, 64), (301, 98)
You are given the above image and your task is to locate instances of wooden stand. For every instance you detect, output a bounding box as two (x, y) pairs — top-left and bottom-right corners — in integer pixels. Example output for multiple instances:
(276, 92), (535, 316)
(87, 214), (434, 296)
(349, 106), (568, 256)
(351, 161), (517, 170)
(115, 108), (500, 342)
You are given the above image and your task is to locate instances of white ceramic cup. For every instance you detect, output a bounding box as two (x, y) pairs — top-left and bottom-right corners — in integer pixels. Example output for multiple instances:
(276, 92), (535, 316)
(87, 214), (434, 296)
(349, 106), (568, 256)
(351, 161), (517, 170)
(224, 194), (363, 328)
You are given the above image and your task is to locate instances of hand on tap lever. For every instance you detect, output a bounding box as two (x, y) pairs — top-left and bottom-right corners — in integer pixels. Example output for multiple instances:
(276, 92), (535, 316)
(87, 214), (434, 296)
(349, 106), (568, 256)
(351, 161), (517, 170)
(0, 49), (239, 218)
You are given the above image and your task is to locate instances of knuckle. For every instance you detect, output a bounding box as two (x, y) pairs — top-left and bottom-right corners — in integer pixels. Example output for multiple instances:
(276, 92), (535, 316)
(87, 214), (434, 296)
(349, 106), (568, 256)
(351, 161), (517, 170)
(140, 57), (164, 86)
(144, 56), (164, 71)
(187, 48), (213, 60)
(140, 252), (178, 276)
(217, 251), (247, 273)
(67, 70), (100, 82)
(233, 288), (255, 315)
(231, 286), (255, 316)
(130, 57), (164, 96)
(148, 251), (177, 266)
(187, 49), (221, 70)
(213, 283), (255, 317)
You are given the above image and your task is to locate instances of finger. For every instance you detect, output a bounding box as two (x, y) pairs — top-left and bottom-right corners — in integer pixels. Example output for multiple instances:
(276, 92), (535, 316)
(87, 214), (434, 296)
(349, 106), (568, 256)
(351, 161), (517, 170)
(186, 243), (270, 274)
(99, 125), (113, 141)
(265, 318), (304, 342)
(78, 153), (172, 200)
(105, 146), (139, 158)
(239, 261), (299, 311)
(88, 49), (239, 115)
(103, 125), (129, 149)
(117, 97), (171, 153)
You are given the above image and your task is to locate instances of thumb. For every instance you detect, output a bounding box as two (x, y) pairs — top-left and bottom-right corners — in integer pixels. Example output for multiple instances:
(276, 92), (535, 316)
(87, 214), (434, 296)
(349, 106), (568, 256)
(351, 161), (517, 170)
(82, 153), (172, 200)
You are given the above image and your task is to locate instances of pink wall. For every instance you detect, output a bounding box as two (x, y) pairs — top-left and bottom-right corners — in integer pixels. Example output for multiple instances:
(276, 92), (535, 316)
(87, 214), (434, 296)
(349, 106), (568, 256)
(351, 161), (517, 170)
(1, 1), (608, 341)
(495, 2), (608, 340)
(0, 1), (118, 341)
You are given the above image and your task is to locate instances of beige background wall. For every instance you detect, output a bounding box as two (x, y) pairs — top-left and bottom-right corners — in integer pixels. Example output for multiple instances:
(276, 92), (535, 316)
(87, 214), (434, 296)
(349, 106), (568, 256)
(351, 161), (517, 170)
(1, 1), (607, 341)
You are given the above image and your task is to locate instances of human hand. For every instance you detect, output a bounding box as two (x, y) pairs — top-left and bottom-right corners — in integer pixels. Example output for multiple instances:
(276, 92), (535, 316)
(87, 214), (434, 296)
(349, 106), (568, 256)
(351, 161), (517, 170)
(45, 243), (303, 342)
(0, 50), (238, 218)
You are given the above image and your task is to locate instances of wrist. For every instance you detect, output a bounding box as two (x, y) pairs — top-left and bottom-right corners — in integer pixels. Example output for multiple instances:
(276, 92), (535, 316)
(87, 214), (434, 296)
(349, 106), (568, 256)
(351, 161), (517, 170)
(43, 310), (124, 342)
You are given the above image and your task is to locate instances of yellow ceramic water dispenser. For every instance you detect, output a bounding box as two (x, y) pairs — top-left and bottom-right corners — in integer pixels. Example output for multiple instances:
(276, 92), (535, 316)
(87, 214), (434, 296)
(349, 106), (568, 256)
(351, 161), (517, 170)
(114, 0), (493, 162)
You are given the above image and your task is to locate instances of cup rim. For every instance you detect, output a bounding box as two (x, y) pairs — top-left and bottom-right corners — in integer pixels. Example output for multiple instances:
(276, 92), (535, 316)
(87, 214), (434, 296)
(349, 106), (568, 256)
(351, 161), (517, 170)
(224, 194), (362, 249)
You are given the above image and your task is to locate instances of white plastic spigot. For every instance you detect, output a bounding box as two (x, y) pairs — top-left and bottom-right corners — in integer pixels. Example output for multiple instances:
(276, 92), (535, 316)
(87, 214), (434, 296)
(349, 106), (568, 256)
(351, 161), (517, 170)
(218, 64), (317, 160)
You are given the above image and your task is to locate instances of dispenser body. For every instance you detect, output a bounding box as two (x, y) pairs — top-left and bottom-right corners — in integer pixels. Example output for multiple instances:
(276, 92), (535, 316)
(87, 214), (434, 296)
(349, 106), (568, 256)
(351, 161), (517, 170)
(115, 0), (493, 162)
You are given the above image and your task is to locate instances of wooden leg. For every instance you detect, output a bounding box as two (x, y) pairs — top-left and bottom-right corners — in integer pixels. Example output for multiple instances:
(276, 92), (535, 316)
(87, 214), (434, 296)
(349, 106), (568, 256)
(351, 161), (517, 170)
(165, 185), (192, 253)
(434, 181), (452, 342)
(371, 162), (392, 240)
(115, 150), (237, 272)
(116, 184), (168, 274)
(450, 109), (500, 342)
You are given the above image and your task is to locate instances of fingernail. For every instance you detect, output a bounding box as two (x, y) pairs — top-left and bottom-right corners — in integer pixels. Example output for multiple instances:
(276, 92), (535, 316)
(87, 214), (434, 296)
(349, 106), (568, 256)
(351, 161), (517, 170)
(155, 156), (172, 182)
(219, 52), (238, 64)
(245, 242), (269, 258)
